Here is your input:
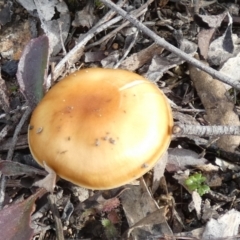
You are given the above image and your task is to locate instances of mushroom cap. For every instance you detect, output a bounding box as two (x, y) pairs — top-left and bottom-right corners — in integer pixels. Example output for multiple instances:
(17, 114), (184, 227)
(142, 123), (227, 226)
(28, 68), (173, 189)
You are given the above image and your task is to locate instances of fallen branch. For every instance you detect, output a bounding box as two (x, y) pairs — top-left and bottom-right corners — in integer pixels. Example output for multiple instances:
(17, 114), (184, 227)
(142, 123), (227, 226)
(173, 124), (240, 137)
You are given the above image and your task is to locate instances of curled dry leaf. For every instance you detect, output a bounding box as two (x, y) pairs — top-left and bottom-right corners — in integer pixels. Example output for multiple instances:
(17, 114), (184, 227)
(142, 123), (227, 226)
(72, 0), (96, 28)
(194, 11), (227, 29)
(215, 157), (240, 171)
(208, 17), (240, 66)
(167, 148), (208, 173)
(33, 162), (57, 192)
(188, 191), (202, 220)
(101, 50), (120, 68)
(96, 197), (120, 213)
(189, 58), (240, 152)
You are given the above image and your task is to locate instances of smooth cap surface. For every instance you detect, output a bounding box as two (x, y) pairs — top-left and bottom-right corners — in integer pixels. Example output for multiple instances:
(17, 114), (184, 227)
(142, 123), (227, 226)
(28, 68), (173, 189)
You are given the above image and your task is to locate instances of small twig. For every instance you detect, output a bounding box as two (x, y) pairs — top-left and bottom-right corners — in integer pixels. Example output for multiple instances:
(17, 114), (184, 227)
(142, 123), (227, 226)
(100, 0), (240, 90)
(58, 21), (67, 56)
(0, 175), (6, 210)
(48, 194), (64, 240)
(172, 107), (205, 113)
(173, 124), (240, 136)
(7, 106), (31, 160)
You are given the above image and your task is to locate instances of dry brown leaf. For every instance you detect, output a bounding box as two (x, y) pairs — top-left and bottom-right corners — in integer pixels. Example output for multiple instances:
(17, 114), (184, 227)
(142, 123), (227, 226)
(167, 148), (208, 172)
(215, 157), (240, 171)
(0, 188), (46, 240)
(72, 1), (96, 28)
(121, 185), (173, 239)
(220, 52), (240, 90)
(152, 151), (168, 194)
(119, 43), (164, 71)
(196, 11), (228, 59)
(198, 28), (216, 59)
(188, 191), (202, 220)
(189, 59), (240, 152)
(202, 209), (240, 239)
(125, 208), (167, 238)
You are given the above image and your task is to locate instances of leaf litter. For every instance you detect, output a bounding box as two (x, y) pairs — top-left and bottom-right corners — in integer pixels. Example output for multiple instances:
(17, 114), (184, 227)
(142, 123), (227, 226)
(1, 0), (240, 239)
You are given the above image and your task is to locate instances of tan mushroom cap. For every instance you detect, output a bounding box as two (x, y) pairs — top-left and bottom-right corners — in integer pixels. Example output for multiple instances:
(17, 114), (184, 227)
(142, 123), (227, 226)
(28, 68), (173, 190)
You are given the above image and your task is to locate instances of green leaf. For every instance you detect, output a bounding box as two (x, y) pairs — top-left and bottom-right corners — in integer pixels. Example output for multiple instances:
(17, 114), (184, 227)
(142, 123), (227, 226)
(101, 218), (118, 239)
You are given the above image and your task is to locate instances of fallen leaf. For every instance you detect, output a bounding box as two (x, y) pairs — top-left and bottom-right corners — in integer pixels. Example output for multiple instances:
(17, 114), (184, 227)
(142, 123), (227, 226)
(72, 1), (96, 28)
(144, 34), (197, 82)
(202, 209), (240, 239)
(18, 0), (70, 56)
(167, 148), (208, 172)
(188, 191), (202, 220)
(215, 157), (240, 171)
(120, 43), (164, 71)
(194, 11), (227, 28)
(198, 28), (215, 59)
(208, 15), (240, 66)
(101, 50), (120, 68)
(0, 188), (46, 240)
(189, 57), (240, 152)
(152, 151), (168, 194)
(121, 185), (173, 239)
(17, 35), (49, 108)
(220, 52), (240, 90)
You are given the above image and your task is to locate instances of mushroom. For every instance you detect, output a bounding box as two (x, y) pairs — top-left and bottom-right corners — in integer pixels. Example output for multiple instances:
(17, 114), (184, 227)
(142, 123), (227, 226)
(28, 68), (173, 190)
